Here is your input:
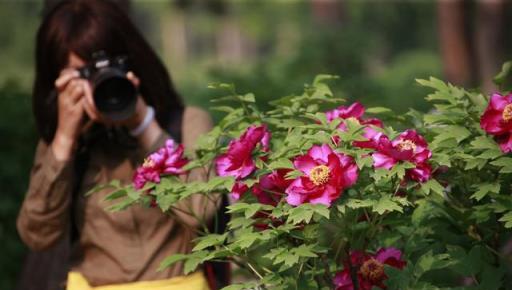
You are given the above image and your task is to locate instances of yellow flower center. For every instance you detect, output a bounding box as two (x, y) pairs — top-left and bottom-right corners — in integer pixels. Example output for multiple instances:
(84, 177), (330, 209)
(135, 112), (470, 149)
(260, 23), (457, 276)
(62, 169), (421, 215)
(503, 104), (512, 122)
(398, 139), (416, 152)
(360, 258), (385, 282)
(143, 158), (155, 168)
(309, 165), (330, 186)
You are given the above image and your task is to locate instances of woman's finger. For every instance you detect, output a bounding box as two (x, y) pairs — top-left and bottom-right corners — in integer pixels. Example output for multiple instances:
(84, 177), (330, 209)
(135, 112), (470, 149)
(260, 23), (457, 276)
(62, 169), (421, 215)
(65, 81), (84, 105)
(126, 71), (140, 88)
(81, 80), (95, 108)
(55, 70), (80, 91)
(80, 80), (102, 121)
(83, 96), (101, 121)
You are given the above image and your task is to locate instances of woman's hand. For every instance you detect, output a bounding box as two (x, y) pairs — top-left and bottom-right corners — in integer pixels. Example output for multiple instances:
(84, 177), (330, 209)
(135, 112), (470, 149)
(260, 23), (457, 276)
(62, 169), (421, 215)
(123, 72), (164, 149)
(51, 69), (88, 161)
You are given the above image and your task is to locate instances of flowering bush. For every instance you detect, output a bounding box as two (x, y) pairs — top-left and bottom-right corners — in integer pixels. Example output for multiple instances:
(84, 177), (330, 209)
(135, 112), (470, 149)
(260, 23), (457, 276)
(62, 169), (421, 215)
(102, 74), (512, 289)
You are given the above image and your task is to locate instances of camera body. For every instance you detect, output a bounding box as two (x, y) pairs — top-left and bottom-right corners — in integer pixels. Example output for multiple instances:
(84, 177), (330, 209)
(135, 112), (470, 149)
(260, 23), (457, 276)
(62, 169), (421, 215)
(78, 51), (137, 121)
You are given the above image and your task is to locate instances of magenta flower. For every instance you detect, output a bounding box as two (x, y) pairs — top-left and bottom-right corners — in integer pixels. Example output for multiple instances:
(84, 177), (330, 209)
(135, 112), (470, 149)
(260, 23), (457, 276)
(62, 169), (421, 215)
(371, 130), (432, 182)
(326, 102), (383, 147)
(326, 102), (383, 129)
(333, 251), (371, 290)
(333, 248), (406, 290)
(326, 102), (364, 121)
(215, 125), (271, 179)
(133, 139), (189, 190)
(480, 93), (512, 152)
(230, 181), (249, 201)
(359, 248), (406, 289)
(252, 169), (292, 206)
(285, 144), (358, 206)
(352, 126), (386, 149)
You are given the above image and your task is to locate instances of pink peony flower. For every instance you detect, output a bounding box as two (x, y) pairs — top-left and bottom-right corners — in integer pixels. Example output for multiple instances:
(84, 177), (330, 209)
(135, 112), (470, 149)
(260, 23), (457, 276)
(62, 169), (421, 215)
(371, 130), (432, 182)
(326, 102), (383, 147)
(230, 181), (249, 201)
(480, 93), (512, 152)
(333, 251), (371, 290)
(285, 144), (358, 206)
(352, 126), (386, 149)
(133, 139), (189, 190)
(252, 169), (292, 206)
(359, 248), (406, 289)
(215, 125), (271, 179)
(333, 248), (406, 290)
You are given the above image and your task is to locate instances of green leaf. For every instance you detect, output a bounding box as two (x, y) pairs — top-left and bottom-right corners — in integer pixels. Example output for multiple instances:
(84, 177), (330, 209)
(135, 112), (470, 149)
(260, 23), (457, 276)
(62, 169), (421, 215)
(479, 265), (505, 290)
(234, 232), (260, 249)
(471, 183), (500, 201)
(183, 250), (208, 274)
(158, 254), (188, 271)
(106, 197), (136, 212)
(287, 204), (328, 225)
(493, 61), (512, 90)
(419, 179), (444, 196)
(86, 180), (121, 196)
(470, 136), (500, 151)
(313, 74), (339, 85)
(288, 206), (314, 225)
(240, 93), (256, 103)
(372, 196), (403, 215)
(156, 193), (179, 212)
(192, 233), (228, 251)
(268, 159), (294, 170)
(498, 211), (512, 228)
(293, 244), (318, 258)
(432, 125), (471, 145)
(366, 107), (393, 115)
(490, 157), (512, 173)
(103, 189), (127, 201)
(345, 199), (375, 210)
(221, 281), (258, 290)
(414, 251), (454, 278)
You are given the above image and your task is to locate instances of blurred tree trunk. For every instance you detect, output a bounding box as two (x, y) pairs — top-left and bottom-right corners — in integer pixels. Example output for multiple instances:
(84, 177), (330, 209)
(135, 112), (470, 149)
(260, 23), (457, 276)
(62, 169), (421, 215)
(475, 0), (504, 93)
(217, 16), (244, 65)
(160, 7), (188, 73)
(311, 0), (345, 26)
(437, 0), (474, 86)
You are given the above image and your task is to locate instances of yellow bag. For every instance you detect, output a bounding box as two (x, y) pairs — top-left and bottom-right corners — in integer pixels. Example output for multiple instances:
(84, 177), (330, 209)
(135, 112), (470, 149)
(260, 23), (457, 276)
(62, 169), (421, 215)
(66, 271), (210, 290)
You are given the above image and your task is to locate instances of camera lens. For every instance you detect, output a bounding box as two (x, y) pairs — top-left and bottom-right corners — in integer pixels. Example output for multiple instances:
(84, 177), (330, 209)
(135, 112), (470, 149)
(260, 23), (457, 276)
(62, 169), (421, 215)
(92, 68), (137, 121)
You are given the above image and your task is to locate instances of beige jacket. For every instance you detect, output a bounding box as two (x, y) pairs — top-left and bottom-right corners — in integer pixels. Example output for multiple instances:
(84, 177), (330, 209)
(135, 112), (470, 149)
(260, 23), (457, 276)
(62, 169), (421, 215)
(17, 107), (217, 286)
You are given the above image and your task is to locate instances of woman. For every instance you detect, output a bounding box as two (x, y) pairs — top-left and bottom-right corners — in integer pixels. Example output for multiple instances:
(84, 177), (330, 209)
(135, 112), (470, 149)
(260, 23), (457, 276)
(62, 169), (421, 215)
(17, 1), (218, 289)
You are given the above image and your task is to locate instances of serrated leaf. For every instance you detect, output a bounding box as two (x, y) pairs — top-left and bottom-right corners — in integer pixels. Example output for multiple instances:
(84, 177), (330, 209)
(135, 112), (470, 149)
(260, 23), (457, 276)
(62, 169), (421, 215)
(268, 159), (294, 170)
(471, 136), (500, 151)
(490, 157), (512, 173)
(192, 233), (228, 251)
(288, 206), (314, 225)
(103, 189), (127, 201)
(414, 251), (454, 278)
(419, 179), (444, 196)
(471, 183), (500, 201)
(498, 211), (512, 228)
(158, 254), (188, 271)
(373, 196), (403, 215)
(86, 180), (121, 196)
(293, 244), (318, 258)
(183, 251), (208, 274)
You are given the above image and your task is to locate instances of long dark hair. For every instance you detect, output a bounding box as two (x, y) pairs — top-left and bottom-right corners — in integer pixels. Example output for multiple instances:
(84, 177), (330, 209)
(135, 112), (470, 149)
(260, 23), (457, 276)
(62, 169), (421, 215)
(33, 0), (184, 144)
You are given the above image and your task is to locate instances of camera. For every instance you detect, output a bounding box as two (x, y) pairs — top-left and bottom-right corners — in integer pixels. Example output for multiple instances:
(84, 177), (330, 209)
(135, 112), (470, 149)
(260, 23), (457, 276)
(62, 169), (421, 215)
(78, 51), (137, 121)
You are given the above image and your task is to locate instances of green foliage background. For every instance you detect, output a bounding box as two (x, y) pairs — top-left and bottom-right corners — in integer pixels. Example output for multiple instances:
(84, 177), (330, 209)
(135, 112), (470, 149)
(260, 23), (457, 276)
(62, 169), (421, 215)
(2, 1), (506, 289)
